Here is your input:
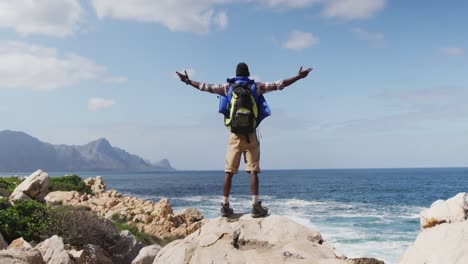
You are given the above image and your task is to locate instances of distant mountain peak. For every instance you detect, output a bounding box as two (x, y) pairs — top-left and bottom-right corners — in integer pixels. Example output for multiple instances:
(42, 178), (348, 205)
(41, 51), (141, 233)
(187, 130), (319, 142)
(0, 131), (175, 172)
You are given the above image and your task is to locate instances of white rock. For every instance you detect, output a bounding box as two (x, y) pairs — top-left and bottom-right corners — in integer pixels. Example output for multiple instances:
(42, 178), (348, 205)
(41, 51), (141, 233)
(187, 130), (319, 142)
(420, 192), (468, 228)
(44, 191), (79, 206)
(1, 238), (44, 264)
(7, 237), (33, 250)
(132, 244), (162, 264)
(35, 235), (73, 264)
(9, 169), (49, 202)
(399, 220), (468, 264)
(153, 214), (348, 264)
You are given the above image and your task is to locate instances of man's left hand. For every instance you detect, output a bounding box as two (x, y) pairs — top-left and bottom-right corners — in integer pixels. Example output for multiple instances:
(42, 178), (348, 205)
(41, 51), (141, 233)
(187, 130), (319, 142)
(298, 66), (313, 79)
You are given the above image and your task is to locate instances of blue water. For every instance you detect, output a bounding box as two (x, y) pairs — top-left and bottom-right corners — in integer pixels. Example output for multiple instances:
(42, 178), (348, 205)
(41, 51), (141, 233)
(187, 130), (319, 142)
(5, 168), (468, 263)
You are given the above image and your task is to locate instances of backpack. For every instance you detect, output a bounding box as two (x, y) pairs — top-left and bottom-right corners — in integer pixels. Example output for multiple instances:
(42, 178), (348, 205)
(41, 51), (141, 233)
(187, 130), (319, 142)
(226, 82), (258, 134)
(219, 77), (271, 134)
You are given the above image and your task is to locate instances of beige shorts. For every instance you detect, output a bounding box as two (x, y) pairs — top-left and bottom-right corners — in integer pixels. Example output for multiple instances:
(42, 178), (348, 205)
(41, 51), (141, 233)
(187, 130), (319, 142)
(225, 132), (260, 174)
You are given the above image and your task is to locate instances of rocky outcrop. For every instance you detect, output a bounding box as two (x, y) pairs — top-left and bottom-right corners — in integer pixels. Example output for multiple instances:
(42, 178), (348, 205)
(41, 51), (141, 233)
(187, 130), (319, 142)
(399, 192), (468, 264)
(420, 192), (468, 228)
(0, 232), (7, 250)
(0, 237), (44, 264)
(109, 230), (145, 264)
(9, 169), (49, 203)
(35, 235), (73, 264)
(45, 176), (206, 240)
(153, 214), (349, 264)
(399, 220), (468, 264)
(83, 244), (113, 264)
(132, 245), (162, 264)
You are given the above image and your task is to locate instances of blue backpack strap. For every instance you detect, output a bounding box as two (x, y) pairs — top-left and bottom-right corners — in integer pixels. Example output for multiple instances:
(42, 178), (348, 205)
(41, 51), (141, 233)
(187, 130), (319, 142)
(218, 78), (236, 117)
(249, 81), (271, 127)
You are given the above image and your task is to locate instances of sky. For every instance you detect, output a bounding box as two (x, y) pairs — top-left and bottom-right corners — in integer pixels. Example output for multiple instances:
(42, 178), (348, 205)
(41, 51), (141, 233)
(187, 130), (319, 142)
(1, 0), (468, 170)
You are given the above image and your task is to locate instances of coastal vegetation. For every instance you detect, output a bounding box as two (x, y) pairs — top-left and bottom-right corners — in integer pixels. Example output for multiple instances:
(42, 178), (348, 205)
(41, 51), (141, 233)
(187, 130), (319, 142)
(48, 174), (91, 194)
(0, 176), (22, 196)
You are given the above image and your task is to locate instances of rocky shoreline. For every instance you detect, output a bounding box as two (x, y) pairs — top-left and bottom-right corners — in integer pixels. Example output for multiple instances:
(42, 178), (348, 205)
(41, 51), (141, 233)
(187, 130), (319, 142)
(0, 170), (466, 263)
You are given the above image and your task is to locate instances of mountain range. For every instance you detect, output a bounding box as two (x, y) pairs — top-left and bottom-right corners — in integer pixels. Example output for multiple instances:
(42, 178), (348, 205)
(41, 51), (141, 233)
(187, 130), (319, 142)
(0, 130), (174, 172)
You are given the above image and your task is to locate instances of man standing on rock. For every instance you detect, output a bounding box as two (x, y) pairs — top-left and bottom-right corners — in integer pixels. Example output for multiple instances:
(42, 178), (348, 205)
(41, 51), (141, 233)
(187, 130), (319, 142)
(177, 63), (313, 218)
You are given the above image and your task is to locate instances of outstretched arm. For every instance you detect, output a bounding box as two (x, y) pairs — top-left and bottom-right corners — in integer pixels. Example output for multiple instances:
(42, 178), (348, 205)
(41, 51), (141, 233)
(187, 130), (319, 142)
(176, 70), (228, 96)
(176, 70), (201, 89)
(283, 66), (313, 87)
(257, 66), (313, 94)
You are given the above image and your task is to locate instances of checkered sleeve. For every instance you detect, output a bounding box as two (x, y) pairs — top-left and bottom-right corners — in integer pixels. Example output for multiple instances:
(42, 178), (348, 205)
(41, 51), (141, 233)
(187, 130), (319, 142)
(256, 80), (285, 94)
(198, 83), (230, 96)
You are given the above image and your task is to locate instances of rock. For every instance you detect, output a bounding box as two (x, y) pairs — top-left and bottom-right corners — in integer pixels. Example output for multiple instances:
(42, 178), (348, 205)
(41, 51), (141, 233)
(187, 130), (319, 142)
(153, 215), (348, 264)
(109, 230), (145, 264)
(69, 250), (85, 264)
(180, 208), (204, 222)
(84, 244), (113, 264)
(44, 191), (80, 206)
(9, 169), (49, 202)
(84, 176), (106, 196)
(352, 258), (385, 264)
(0, 250), (44, 264)
(7, 238), (33, 250)
(0, 238), (44, 264)
(35, 235), (73, 264)
(420, 192), (468, 229)
(0, 232), (7, 250)
(399, 220), (468, 264)
(132, 244), (162, 264)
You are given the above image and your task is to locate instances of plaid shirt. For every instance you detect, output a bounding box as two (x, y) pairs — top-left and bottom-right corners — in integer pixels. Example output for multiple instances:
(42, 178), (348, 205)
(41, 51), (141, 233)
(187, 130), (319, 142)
(197, 80), (285, 96)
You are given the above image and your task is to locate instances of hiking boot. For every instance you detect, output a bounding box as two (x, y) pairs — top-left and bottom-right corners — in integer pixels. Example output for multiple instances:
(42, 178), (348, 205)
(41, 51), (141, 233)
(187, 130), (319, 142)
(221, 202), (234, 217)
(251, 201), (268, 218)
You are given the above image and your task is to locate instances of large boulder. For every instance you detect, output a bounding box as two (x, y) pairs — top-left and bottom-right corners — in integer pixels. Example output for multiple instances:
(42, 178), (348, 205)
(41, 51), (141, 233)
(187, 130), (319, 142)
(110, 230), (145, 264)
(153, 214), (348, 264)
(0, 232), (7, 250)
(0, 237), (44, 264)
(399, 220), (468, 264)
(83, 244), (113, 264)
(420, 192), (468, 228)
(132, 245), (162, 264)
(9, 169), (49, 202)
(44, 191), (80, 206)
(35, 235), (73, 264)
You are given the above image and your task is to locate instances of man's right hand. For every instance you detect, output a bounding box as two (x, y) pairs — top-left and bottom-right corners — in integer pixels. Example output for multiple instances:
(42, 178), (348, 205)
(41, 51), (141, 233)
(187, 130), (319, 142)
(176, 70), (189, 83)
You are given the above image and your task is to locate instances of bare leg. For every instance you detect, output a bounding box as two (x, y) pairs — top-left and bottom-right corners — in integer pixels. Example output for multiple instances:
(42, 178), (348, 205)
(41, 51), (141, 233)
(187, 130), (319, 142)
(250, 171), (259, 195)
(223, 172), (234, 197)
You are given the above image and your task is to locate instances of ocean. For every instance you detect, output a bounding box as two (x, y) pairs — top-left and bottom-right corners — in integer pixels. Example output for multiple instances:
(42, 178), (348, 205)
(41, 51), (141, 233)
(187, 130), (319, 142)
(5, 168), (468, 263)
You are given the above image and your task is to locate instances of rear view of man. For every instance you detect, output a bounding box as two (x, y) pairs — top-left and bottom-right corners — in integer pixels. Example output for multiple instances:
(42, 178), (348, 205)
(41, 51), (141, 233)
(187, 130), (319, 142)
(177, 63), (313, 217)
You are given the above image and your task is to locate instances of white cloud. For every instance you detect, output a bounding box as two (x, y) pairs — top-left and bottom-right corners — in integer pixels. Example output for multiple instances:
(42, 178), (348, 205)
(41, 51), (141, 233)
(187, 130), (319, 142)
(352, 27), (385, 46)
(88, 98), (116, 111)
(258, 0), (386, 20)
(91, 0), (230, 34)
(0, 0), (84, 37)
(440, 47), (465, 57)
(259, 0), (322, 8)
(283, 30), (319, 51)
(0, 41), (126, 91)
(322, 0), (386, 20)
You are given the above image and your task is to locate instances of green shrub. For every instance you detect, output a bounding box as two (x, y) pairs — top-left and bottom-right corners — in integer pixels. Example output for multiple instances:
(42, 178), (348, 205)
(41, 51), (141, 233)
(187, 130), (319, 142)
(46, 206), (120, 251)
(48, 175), (91, 194)
(0, 199), (52, 243)
(0, 177), (22, 196)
